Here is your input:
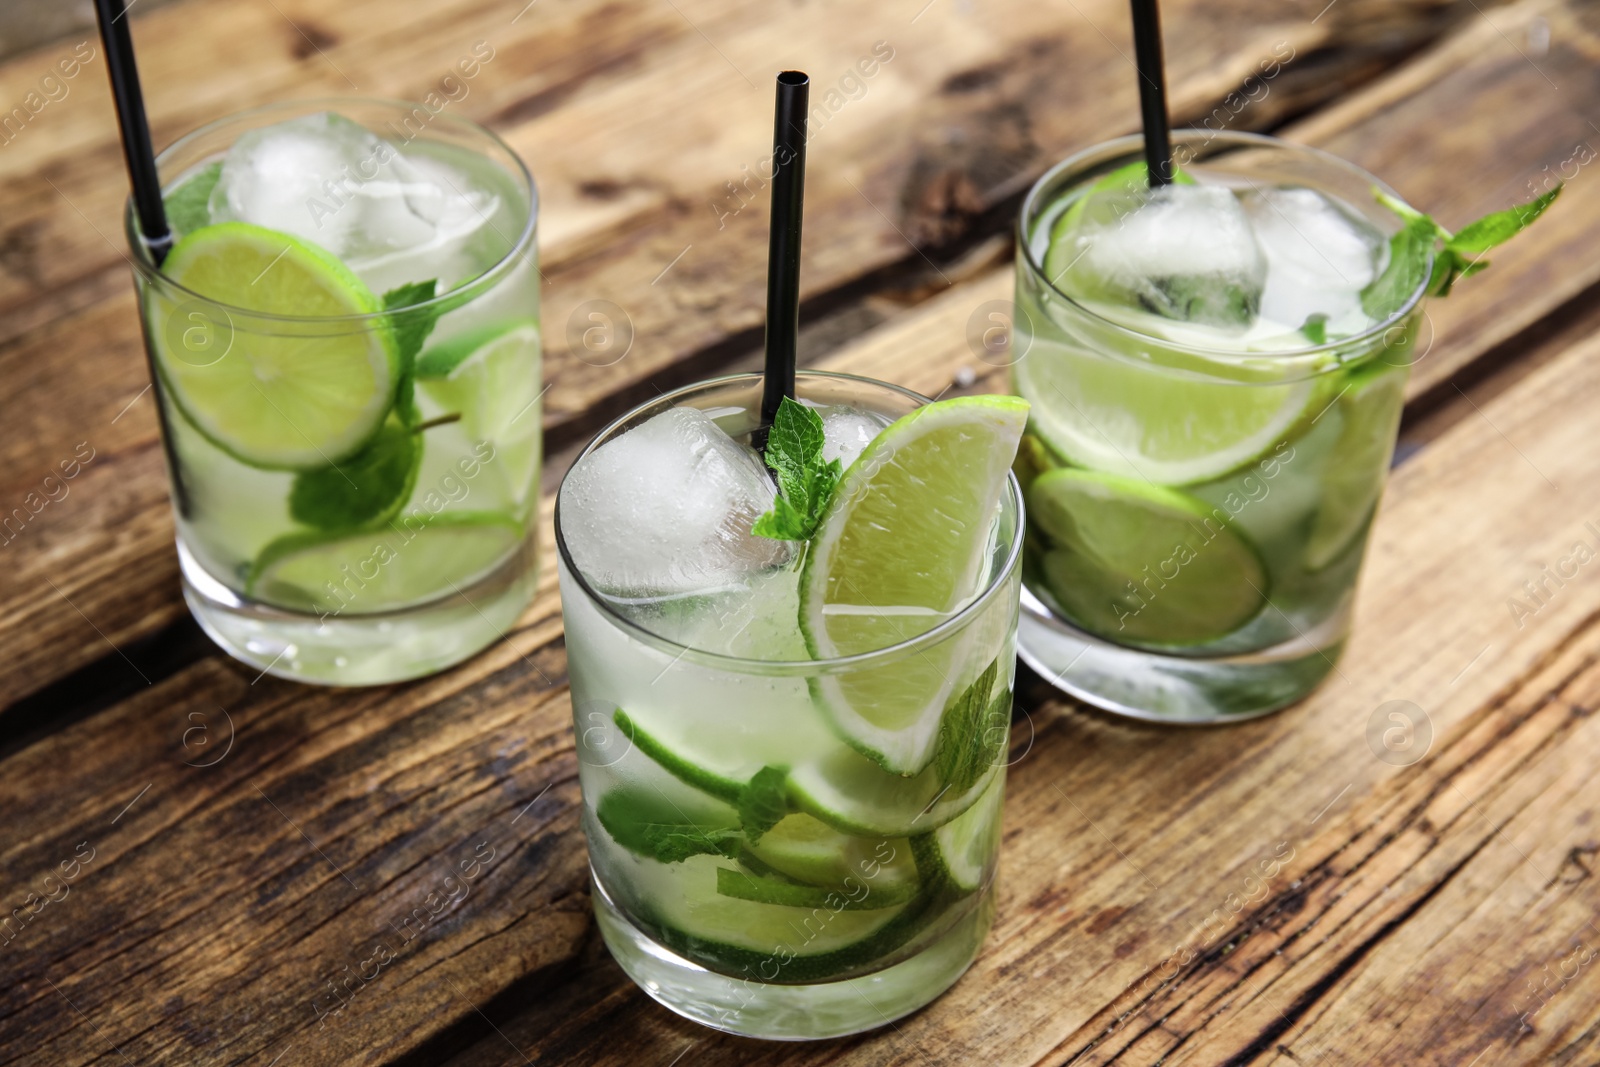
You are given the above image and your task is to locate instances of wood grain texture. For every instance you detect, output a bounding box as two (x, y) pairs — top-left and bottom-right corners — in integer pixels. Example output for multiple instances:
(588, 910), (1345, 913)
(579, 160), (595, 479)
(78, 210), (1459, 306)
(2, 0), (1599, 1064)
(7, 217), (1596, 1067)
(0, 0), (1509, 704)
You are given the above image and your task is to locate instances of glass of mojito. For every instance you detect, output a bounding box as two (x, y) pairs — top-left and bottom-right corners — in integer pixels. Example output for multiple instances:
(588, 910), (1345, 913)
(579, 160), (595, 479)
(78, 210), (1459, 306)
(1011, 131), (1425, 721)
(126, 99), (541, 685)
(556, 371), (1027, 1038)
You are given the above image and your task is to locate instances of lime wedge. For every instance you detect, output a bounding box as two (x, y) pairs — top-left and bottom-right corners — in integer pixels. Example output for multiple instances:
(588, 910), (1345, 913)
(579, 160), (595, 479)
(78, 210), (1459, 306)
(1028, 468), (1268, 645)
(800, 395), (1029, 775)
(1015, 346), (1315, 486)
(1305, 363), (1407, 570)
(932, 773), (1004, 892)
(417, 319), (542, 504)
(246, 511), (522, 613)
(151, 222), (398, 470)
(745, 814), (919, 896)
(788, 746), (999, 837)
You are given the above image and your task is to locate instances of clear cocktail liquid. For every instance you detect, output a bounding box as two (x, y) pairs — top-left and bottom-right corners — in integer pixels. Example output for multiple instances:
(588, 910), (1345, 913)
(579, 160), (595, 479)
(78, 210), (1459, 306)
(1013, 134), (1424, 720)
(556, 374), (1022, 1038)
(131, 103), (542, 684)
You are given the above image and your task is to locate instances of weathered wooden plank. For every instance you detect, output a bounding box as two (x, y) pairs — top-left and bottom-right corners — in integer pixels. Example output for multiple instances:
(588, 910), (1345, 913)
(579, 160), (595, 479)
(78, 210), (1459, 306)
(434, 246), (1600, 1066)
(1287, 0), (1600, 400)
(2, 7), (1597, 1062)
(6, 136), (1600, 1067)
(1145, 636), (1600, 1065)
(0, 0), (1498, 705)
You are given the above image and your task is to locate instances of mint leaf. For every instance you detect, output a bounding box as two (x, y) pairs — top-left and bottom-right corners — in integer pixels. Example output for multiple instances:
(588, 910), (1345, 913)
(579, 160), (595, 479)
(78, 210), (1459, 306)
(1448, 186), (1560, 254)
(751, 493), (809, 541)
(1299, 313), (1329, 345)
(765, 398), (821, 505)
(1361, 213), (1438, 321)
(1363, 185), (1560, 317)
(164, 162), (221, 238)
(737, 766), (789, 843)
(933, 659), (1005, 795)
(751, 397), (845, 542)
(383, 281), (443, 427)
(596, 788), (742, 864)
(289, 420), (421, 531)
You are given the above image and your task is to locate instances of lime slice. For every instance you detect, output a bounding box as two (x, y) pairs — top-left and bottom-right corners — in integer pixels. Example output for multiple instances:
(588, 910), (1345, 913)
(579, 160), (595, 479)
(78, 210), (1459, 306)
(1305, 363), (1407, 570)
(788, 746), (999, 837)
(639, 855), (917, 980)
(800, 395), (1029, 775)
(745, 814), (919, 895)
(612, 708), (744, 805)
(246, 511), (522, 613)
(932, 773), (1004, 892)
(417, 320), (542, 506)
(1015, 345), (1316, 486)
(1028, 468), (1268, 646)
(151, 222), (398, 470)
(715, 866), (916, 910)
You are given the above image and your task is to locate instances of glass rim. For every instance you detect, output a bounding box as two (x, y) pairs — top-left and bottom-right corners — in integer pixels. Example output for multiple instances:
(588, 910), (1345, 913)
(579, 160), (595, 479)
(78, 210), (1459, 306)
(125, 95), (539, 326)
(553, 370), (1027, 677)
(1016, 129), (1433, 368)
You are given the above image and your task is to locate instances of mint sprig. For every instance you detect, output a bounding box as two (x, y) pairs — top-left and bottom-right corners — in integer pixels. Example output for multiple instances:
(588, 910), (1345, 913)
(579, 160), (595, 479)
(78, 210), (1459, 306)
(751, 396), (842, 542)
(1361, 186), (1560, 319)
(382, 280), (444, 427)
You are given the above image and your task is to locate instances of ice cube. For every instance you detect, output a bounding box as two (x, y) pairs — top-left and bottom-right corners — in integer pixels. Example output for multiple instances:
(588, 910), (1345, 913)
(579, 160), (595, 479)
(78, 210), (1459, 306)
(816, 406), (887, 468)
(1059, 183), (1267, 330)
(559, 406), (791, 599)
(1242, 186), (1383, 333)
(208, 112), (500, 294)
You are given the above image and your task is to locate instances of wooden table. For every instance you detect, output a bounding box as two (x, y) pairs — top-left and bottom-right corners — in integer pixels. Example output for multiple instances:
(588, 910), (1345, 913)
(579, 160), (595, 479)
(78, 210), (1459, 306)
(4, 0), (1600, 1062)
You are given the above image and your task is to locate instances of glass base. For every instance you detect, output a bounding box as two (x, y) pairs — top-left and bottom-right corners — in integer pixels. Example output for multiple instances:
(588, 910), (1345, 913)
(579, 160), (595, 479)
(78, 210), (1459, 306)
(178, 536), (538, 686)
(1017, 587), (1346, 723)
(592, 869), (995, 1040)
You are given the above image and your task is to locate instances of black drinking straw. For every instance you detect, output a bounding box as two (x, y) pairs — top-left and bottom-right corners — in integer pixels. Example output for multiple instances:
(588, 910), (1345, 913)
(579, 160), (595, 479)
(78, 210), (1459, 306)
(93, 0), (191, 520)
(758, 71), (809, 437)
(94, 0), (172, 265)
(1130, 0), (1173, 187)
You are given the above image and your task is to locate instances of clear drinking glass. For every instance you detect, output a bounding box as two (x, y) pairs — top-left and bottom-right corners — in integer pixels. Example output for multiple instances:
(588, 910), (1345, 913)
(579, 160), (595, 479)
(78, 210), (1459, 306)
(556, 371), (1023, 1039)
(125, 99), (541, 685)
(1011, 131), (1429, 721)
